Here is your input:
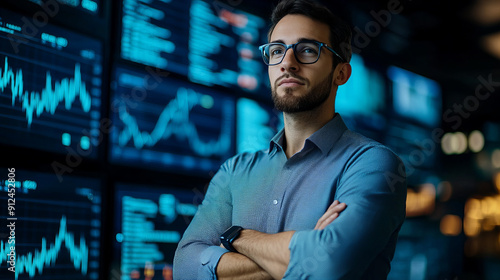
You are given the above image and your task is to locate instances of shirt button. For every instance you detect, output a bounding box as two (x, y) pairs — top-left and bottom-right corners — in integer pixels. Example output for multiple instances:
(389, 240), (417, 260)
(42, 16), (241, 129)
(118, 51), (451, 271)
(273, 199), (278, 205)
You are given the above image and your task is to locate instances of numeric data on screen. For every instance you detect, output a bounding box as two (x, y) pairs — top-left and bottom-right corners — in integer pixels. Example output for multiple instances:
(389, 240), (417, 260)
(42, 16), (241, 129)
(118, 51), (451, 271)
(0, 9), (103, 157)
(120, 0), (268, 94)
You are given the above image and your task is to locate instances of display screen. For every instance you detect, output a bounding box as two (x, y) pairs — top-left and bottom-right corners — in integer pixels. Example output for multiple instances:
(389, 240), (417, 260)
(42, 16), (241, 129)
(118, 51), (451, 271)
(383, 67), (441, 180)
(28, 0), (100, 15)
(110, 66), (235, 173)
(237, 98), (283, 153)
(387, 66), (441, 127)
(112, 183), (201, 280)
(336, 54), (386, 118)
(0, 169), (102, 280)
(120, 0), (268, 94)
(0, 8), (103, 157)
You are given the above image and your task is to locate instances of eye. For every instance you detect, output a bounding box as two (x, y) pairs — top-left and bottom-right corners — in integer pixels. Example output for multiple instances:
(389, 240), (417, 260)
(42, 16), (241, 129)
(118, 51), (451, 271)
(302, 47), (317, 54)
(297, 43), (319, 55)
(269, 45), (285, 56)
(271, 49), (283, 55)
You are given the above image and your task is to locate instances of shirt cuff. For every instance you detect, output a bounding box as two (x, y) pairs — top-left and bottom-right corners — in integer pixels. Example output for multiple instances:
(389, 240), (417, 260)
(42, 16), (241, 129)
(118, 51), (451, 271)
(200, 245), (229, 279)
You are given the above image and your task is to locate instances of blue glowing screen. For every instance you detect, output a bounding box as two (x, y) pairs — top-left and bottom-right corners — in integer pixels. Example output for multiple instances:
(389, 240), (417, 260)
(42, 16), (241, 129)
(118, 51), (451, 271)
(120, 0), (268, 94)
(112, 183), (202, 280)
(0, 169), (101, 280)
(237, 98), (283, 153)
(0, 8), (102, 158)
(387, 66), (441, 127)
(28, 0), (100, 14)
(336, 54), (386, 118)
(110, 66), (235, 172)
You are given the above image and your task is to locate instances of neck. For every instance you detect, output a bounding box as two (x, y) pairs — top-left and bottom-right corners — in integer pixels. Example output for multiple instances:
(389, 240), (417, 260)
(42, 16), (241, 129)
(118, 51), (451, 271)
(282, 99), (336, 158)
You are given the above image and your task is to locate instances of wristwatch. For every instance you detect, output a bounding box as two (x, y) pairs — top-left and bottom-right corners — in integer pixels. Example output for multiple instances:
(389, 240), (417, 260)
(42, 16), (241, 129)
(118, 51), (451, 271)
(220, 226), (243, 252)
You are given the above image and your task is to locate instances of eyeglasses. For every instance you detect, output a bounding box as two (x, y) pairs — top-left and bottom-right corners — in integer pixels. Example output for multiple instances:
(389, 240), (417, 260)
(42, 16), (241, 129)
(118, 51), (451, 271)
(259, 39), (345, 66)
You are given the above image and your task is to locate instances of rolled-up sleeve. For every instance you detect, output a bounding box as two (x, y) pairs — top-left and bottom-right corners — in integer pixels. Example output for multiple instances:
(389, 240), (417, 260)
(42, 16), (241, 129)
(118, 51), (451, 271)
(173, 158), (234, 280)
(283, 146), (407, 279)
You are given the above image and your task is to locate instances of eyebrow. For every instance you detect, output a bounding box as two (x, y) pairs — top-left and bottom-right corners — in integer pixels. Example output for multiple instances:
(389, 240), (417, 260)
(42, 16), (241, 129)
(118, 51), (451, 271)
(269, 37), (318, 44)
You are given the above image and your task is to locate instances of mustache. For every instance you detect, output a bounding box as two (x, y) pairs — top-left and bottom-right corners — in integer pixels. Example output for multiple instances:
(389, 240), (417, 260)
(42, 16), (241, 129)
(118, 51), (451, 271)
(275, 73), (308, 87)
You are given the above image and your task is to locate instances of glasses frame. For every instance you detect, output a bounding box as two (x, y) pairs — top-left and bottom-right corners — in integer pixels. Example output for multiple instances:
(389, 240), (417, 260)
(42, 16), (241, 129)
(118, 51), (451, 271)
(259, 39), (345, 66)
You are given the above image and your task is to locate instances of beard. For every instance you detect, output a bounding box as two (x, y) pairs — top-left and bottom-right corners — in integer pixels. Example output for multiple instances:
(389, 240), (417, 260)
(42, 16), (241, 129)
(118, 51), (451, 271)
(271, 69), (334, 113)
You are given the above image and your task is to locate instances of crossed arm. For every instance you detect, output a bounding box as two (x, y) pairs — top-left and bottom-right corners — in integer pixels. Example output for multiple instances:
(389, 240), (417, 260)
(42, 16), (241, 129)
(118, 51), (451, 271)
(214, 150), (406, 279)
(174, 147), (407, 280)
(216, 201), (347, 280)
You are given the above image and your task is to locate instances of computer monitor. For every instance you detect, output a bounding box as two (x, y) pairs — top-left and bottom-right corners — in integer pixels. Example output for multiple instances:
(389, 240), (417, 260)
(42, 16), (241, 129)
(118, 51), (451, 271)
(112, 183), (202, 280)
(119, 0), (268, 94)
(109, 65), (235, 173)
(0, 8), (103, 158)
(0, 169), (102, 280)
(387, 66), (441, 127)
(28, 0), (101, 15)
(236, 98), (283, 153)
(336, 54), (386, 118)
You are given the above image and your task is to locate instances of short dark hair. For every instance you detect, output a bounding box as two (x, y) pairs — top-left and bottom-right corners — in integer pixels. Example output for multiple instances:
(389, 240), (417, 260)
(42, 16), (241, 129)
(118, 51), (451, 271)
(268, 0), (352, 64)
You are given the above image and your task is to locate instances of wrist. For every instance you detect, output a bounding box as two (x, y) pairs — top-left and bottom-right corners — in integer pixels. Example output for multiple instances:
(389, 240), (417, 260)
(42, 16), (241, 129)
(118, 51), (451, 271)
(232, 229), (260, 255)
(231, 229), (246, 251)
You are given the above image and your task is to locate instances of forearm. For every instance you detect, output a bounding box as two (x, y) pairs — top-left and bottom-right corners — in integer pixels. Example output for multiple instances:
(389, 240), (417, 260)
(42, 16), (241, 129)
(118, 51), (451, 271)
(233, 229), (294, 280)
(217, 251), (273, 280)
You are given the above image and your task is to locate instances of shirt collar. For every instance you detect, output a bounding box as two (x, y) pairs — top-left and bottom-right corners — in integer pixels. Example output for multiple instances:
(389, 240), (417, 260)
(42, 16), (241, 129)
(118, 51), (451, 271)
(269, 128), (285, 155)
(269, 114), (348, 155)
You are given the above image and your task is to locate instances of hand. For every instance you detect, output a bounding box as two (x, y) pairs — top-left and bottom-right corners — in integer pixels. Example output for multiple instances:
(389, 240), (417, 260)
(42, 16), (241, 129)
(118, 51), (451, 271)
(314, 200), (347, 230)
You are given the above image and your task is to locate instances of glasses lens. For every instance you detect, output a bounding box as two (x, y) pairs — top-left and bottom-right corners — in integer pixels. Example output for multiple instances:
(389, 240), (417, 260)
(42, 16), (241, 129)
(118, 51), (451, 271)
(261, 42), (323, 65)
(264, 44), (286, 65)
(295, 42), (320, 63)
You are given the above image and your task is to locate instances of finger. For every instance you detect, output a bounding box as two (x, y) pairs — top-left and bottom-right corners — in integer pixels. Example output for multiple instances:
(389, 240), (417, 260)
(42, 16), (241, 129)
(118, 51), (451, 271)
(316, 212), (339, 230)
(314, 203), (347, 230)
(327, 200), (339, 211)
(315, 201), (339, 228)
(323, 202), (347, 219)
(334, 202), (347, 212)
(315, 213), (334, 230)
(315, 213), (328, 230)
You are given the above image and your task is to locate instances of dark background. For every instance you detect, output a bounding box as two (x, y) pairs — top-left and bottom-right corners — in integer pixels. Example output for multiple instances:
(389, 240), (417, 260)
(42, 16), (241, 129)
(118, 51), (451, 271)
(0, 0), (499, 279)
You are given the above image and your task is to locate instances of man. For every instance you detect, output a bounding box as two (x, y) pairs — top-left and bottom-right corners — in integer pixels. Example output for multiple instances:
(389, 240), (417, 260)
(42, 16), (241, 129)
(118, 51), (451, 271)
(173, 0), (407, 279)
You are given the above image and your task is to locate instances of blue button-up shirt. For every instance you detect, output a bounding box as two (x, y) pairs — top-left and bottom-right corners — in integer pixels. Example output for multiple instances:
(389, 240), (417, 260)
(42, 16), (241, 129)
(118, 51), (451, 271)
(174, 114), (407, 280)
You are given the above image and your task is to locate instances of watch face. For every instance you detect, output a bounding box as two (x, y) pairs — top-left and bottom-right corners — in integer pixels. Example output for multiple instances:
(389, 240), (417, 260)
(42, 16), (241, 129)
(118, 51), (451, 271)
(227, 227), (241, 241)
(221, 226), (242, 252)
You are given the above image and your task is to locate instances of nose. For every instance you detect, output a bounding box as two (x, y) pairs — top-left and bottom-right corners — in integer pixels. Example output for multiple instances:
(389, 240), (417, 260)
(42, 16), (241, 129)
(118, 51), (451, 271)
(280, 48), (299, 73)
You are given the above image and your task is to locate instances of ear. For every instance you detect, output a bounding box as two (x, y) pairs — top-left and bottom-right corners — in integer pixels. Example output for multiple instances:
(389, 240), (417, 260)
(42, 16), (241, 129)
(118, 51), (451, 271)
(334, 63), (352, 86)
